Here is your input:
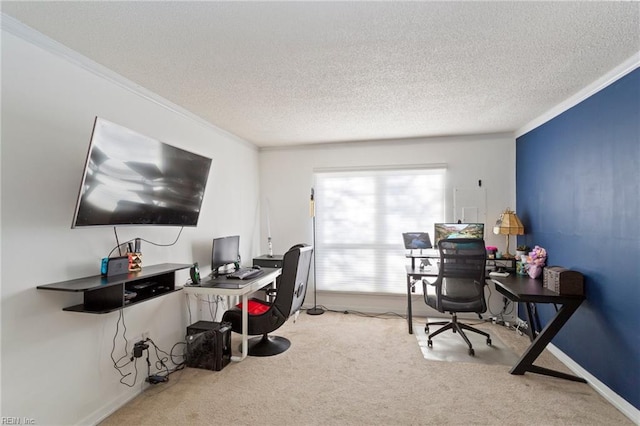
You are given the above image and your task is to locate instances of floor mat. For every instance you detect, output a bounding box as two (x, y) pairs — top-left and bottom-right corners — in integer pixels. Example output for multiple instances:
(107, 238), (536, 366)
(414, 320), (520, 366)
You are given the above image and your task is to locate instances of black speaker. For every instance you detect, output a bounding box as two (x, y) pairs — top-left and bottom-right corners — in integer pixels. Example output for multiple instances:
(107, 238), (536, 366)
(190, 263), (200, 284)
(186, 321), (231, 371)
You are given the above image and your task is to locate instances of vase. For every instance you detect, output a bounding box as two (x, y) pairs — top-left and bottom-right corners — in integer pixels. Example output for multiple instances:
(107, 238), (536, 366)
(528, 264), (543, 279)
(516, 261), (528, 276)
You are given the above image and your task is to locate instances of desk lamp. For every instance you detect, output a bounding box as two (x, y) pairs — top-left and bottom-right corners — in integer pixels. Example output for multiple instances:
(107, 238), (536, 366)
(493, 209), (524, 258)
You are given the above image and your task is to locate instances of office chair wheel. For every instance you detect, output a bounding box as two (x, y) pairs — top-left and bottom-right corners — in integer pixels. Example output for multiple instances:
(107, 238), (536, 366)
(425, 325), (429, 333)
(427, 339), (433, 348)
(469, 348), (475, 356)
(487, 338), (492, 346)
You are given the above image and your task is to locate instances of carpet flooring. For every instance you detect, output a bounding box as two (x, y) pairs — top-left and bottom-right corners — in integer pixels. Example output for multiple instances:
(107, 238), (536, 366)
(101, 311), (632, 425)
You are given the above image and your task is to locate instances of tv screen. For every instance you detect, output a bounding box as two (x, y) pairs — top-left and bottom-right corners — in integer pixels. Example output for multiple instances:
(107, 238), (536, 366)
(72, 117), (212, 227)
(434, 223), (485, 246)
(211, 235), (240, 274)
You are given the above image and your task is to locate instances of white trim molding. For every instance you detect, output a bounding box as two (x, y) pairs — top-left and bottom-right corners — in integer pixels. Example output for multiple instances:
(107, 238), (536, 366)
(548, 344), (640, 424)
(0, 13), (255, 150)
(516, 51), (640, 138)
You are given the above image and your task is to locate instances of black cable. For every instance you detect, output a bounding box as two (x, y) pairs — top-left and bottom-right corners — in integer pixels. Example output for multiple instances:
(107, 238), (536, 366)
(143, 338), (186, 383)
(170, 341), (187, 368)
(309, 302), (497, 328)
(146, 350), (151, 380)
(107, 227), (185, 258)
(305, 305), (407, 320)
(198, 295), (224, 320)
(110, 309), (137, 387)
(147, 338), (171, 376)
(113, 227), (122, 256)
(207, 295), (215, 321)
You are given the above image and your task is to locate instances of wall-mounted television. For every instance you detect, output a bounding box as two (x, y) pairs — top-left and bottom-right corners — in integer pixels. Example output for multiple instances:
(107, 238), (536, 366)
(434, 223), (485, 246)
(72, 117), (212, 227)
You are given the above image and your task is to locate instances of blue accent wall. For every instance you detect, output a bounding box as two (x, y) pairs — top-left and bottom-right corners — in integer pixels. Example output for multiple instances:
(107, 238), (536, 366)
(516, 68), (639, 409)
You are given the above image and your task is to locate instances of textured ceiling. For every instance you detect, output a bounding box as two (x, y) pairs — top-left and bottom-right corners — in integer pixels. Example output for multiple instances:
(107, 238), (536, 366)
(2, 2), (639, 147)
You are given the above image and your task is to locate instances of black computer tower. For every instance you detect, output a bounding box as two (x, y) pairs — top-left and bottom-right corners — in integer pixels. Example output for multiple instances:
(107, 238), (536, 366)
(186, 321), (232, 371)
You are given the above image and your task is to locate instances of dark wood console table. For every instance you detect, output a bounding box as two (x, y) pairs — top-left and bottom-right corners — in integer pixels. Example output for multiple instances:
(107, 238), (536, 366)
(37, 263), (191, 313)
(491, 274), (586, 382)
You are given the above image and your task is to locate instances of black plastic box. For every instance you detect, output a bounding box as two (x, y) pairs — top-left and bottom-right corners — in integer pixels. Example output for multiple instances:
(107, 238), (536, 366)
(253, 254), (284, 268)
(186, 321), (232, 371)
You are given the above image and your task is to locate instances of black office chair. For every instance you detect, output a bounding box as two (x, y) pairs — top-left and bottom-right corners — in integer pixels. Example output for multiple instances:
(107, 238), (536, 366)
(221, 244), (313, 356)
(423, 238), (491, 356)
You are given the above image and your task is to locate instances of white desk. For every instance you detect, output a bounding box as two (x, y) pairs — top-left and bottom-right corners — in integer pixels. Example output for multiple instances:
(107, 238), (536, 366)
(182, 267), (281, 362)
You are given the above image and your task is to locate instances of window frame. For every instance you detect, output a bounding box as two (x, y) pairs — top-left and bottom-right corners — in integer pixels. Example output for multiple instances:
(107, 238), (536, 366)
(313, 165), (447, 294)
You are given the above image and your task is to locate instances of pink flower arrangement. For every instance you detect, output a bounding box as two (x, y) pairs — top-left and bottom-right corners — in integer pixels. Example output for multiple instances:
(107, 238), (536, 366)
(524, 245), (547, 278)
(527, 245), (547, 265)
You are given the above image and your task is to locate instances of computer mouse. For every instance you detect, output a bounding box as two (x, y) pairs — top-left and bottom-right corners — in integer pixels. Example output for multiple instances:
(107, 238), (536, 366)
(252, 265), (262, 270)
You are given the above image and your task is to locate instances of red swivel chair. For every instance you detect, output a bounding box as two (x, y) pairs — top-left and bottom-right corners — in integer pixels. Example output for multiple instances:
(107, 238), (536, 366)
(221, 244), (313, 356)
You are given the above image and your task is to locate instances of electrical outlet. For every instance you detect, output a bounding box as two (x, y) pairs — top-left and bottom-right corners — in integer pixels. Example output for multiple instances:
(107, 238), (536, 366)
(142, 331), (150, 340)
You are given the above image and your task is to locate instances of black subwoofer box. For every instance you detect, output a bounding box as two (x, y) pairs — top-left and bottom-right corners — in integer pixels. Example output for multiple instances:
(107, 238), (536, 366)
(186, 321), (232, 371)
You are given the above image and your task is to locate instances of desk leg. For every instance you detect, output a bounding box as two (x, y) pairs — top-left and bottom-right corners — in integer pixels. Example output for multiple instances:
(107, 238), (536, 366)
(510, 300), (586, 382)
(231, 293), (249, 362)
(407, 275), (413, 334)
(523, 302), (536, 342)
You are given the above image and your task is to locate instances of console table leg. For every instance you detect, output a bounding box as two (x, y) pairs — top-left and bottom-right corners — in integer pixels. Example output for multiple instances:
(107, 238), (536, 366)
(407, 275), (413, 334)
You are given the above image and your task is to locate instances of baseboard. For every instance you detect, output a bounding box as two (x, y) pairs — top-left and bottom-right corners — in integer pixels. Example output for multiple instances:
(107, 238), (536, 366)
(548, 344), (639, 424)
(78, 385), (144, 426)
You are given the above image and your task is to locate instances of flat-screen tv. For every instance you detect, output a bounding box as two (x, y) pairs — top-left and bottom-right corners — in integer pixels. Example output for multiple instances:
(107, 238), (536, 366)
(72, 117), (212, 227)
(211, 235), (240, 275)
(434, 223), (485, 246)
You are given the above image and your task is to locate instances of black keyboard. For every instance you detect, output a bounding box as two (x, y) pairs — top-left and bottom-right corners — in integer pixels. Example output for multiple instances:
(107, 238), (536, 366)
(226, 268), (263, 280)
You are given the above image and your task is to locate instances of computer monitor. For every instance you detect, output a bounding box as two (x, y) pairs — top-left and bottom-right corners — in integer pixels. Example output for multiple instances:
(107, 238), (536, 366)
(402, 232), (432, 250)
(211, 235), (240, 275)
(433, 223), (485, 247)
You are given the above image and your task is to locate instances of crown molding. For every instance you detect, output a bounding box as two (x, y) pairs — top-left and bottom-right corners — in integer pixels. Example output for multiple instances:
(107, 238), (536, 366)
(516, 51), (640, 138)
(1, 13), (255, 150)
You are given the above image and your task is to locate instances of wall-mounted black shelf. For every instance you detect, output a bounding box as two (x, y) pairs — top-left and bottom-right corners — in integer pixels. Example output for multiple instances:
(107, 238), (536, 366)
(37, 263), (191, 314)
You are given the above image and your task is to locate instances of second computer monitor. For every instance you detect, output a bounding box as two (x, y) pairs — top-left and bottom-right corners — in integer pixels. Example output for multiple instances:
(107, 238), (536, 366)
(402, 232), (433, 250)
(433, 223), (485, 247)
(211, 235), (240, 275)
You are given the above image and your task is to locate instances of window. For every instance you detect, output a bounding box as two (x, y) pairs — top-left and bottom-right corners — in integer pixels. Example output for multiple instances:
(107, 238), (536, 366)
(314, 166), (446, 294)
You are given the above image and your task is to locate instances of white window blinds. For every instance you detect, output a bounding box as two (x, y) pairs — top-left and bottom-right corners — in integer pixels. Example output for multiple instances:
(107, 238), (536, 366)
(314, 167), (446, 294)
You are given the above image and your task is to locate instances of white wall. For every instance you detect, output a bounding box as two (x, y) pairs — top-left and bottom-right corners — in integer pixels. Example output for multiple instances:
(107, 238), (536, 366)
(1, 24), (261, 424)
(259, 135), (517, 318)
(1, 17), (518, 424)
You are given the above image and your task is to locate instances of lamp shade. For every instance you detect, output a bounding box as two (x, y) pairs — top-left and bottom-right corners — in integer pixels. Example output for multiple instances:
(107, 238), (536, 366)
(494, 209), (524, 235)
